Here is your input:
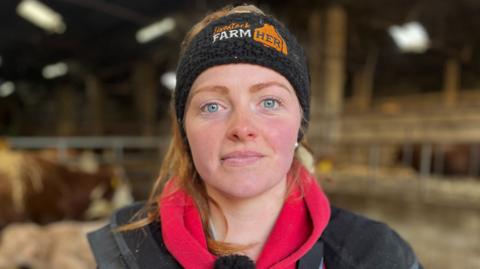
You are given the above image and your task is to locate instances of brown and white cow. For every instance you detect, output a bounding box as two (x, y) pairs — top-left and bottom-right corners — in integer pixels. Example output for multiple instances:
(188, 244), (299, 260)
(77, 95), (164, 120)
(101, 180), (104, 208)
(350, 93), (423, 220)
(0, 150), (132, 228)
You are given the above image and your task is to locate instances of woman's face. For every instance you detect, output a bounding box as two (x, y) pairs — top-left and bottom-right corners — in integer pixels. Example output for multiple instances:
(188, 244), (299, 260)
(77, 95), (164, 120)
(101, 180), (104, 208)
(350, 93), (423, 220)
(184, 64), (302, 200)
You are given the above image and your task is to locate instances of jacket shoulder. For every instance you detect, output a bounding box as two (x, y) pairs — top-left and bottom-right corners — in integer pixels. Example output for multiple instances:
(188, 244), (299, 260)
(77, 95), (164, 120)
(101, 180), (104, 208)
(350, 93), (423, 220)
(87, 202), (145, 269)
(87, 202), (181, 269)
(322, 207), (422, 269)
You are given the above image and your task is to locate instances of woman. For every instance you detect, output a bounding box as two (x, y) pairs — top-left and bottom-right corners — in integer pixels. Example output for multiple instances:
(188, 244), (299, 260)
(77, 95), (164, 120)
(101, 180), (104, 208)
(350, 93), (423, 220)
(88, 4), (422, 269)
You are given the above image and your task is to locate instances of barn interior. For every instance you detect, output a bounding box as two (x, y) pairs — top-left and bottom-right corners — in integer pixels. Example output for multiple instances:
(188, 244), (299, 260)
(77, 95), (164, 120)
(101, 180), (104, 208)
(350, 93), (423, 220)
(1, 0), (480, 268)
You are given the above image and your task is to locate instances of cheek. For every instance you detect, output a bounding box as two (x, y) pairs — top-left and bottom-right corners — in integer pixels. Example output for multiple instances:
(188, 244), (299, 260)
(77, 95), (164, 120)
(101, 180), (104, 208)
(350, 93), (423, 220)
(185, 118), (222, 168)
(264, 117), (300, 157)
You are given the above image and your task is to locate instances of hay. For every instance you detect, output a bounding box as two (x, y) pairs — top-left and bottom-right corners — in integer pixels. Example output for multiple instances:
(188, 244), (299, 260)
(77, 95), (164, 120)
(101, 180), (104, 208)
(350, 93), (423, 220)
(0, 221), (103, 269)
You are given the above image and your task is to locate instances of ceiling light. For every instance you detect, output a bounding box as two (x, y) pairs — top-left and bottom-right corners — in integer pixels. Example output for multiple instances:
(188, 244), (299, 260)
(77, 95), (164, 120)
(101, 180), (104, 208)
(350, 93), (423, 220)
(136, 17), (175, 44)
(0, 81), (15, 98)
(161, 71), (176, 91)
(389, 22), (429, 53)
(17, 0), (66, 34)
(42, 62), (68, 79)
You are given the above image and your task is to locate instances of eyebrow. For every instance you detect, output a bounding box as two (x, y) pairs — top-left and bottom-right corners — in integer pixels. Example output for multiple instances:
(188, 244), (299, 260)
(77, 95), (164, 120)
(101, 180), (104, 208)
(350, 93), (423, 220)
(189, 81), (294, 101)
(250, 81), (294, 95)
(188, 85), (229, 101)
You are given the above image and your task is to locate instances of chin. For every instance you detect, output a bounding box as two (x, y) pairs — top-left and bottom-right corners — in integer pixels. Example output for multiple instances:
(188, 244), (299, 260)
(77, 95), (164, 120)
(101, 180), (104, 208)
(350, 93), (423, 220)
(207, 174), (286, 201)
(224, 186), (266, 200)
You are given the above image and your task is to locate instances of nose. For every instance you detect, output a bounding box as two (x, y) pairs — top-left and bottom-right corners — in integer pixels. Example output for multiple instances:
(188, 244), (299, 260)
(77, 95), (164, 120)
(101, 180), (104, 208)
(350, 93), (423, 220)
(227, 108), (258, 142)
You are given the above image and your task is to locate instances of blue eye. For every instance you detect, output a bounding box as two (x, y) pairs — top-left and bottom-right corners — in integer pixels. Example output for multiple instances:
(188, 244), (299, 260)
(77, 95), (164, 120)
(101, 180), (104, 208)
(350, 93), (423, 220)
(262, 98), (278, 109)
(203, 103), (219, 113)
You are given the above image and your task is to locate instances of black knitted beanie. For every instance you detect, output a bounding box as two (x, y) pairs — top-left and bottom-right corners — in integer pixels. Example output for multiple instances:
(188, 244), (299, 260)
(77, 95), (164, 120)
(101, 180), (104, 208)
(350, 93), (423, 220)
(175, 11), (310, 140)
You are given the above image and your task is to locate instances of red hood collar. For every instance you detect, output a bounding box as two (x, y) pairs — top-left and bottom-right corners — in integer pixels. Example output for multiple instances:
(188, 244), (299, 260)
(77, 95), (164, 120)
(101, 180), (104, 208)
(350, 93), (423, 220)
(159, 166), (331, 269)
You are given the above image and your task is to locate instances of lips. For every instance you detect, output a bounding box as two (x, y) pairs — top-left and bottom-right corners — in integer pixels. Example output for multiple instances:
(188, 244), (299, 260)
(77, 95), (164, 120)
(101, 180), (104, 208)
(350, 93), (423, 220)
(220, 151), (264, 166)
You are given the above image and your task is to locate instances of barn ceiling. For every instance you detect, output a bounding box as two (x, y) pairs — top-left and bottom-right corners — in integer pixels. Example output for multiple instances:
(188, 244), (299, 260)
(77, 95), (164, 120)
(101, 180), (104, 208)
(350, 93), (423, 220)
(1, 0), (480, 92)
(0, 0), (196, 82)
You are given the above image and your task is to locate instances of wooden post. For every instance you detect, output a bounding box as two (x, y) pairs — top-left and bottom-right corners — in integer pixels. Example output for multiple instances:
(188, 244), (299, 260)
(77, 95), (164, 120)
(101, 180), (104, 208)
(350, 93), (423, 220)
(56, 84), (76, 136)
(443, 58), (460, 108)
(316, 4), (347, 155)
(85, 75), (104, 135)
(352, 49), (377, 111)
(420, 143), (432, 178)
(308, 9), (323, 118)
(133, 62), (157, 136)
(323, 4), (347, 117)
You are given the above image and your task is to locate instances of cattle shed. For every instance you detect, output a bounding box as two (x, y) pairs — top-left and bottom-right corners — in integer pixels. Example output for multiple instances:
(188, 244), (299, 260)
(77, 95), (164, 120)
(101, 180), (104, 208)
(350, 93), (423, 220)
(0, 0), (480, 268)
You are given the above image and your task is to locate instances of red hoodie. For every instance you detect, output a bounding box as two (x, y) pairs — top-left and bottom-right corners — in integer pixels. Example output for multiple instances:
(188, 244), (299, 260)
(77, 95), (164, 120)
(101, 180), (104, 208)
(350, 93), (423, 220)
(159, 166), (331, 269)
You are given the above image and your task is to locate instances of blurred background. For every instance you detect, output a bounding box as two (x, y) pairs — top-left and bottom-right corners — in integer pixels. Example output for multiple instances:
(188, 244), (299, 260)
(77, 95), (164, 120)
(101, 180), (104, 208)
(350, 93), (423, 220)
(0, 0), (479, 268)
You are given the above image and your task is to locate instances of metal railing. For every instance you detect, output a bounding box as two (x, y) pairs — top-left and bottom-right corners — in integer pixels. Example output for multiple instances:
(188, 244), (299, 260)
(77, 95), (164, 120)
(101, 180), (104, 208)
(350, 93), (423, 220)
(5, 136), (170, 163)
(336, 141), (480, 179)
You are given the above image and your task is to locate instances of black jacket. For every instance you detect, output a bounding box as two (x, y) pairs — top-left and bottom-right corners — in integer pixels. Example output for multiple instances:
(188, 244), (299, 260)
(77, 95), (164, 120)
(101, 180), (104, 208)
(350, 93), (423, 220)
(88, 202), (422, 269)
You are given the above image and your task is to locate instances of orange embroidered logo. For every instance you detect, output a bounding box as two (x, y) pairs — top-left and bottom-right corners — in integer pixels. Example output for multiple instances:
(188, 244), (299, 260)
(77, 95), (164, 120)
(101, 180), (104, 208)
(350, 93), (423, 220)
(253, 24), (288, 55)
(214, 22), (250, 34)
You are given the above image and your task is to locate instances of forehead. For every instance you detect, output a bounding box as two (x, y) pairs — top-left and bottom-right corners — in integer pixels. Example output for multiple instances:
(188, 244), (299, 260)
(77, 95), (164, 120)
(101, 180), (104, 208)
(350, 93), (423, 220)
(190, 63), (294, 94)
